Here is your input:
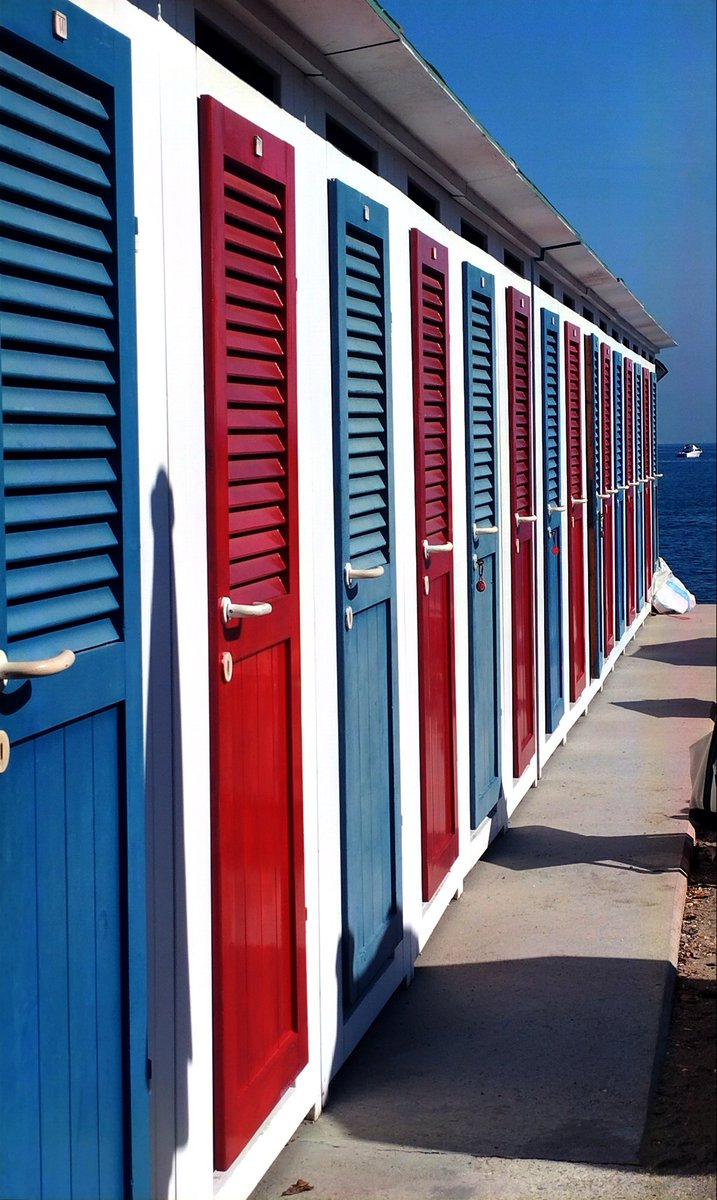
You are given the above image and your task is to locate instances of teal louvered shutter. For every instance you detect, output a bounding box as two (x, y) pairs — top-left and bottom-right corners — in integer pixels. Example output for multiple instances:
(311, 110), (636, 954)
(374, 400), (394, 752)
(463, 263), (500, 826)
(329, 180), (401, 1013)
(0, 50), (123, 661)
(541, 308), (564, 733)
(0, 5), (147, 1199)
(585, 333), (604, 678)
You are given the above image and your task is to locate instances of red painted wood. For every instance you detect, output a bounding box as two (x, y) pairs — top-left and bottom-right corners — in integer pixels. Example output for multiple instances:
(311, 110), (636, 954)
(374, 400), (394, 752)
(507, 287), (535, 775)
(642, 366), (654, 595)
(200, 96), (307, 1171)
(601, 344), (615, 656)
(624, 359), (637, 623)
(410, 230), (458, 900)
(565, 322), (587, 701)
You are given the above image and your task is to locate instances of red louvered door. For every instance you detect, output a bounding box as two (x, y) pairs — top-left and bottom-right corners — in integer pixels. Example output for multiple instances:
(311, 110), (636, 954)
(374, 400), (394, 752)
(410, 231), (457, 900)
(642, 367), (653, 597)
(200, 97), (307, 1170)
(600, 344), (615, 656)
(565, 322), (587, 701)
(624, 359), (637, 624)
(506, 288), (535, 776)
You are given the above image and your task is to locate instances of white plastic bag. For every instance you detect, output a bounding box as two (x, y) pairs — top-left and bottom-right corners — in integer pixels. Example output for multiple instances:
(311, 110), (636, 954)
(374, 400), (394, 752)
(651, 557), (696, 614)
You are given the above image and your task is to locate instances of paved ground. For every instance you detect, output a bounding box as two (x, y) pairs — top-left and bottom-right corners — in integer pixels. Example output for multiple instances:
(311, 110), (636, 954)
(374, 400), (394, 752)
(251, 606), (716, 1200)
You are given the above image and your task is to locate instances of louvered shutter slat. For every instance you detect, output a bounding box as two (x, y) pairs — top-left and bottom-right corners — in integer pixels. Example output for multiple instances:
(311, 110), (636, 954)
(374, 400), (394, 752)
(1, 36), (124, 660)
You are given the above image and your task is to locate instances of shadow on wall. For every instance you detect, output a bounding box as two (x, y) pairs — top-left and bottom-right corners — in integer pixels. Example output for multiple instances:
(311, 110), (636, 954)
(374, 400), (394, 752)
(146, 470), (192, 1199)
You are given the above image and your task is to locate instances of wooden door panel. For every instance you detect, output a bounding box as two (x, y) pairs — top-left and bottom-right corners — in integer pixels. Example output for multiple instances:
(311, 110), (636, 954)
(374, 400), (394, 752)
(585, 334), (604, 678)
(463, 265), (501, 824)
(541, 309), (564, 733)
(329, 181), (401, 1013)
(600, 343), (615, 656)
(410, 231), (457, 900)
(0, 6), (146, 1195)
(624, 358), (637, 623)
(200, 97), (307, 1170)
(613, 351), (626, 639)
(565, 322), (587, 701)
(507, 288), (535, 776)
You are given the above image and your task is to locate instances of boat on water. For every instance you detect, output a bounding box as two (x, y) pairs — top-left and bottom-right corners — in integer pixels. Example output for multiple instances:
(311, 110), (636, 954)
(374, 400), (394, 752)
(676, 443), (703, 458)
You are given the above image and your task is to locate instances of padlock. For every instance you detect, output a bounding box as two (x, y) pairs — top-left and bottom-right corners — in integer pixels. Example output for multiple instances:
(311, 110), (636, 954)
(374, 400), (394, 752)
(551, 544), (560, 555)
(477, 579), (487, 592)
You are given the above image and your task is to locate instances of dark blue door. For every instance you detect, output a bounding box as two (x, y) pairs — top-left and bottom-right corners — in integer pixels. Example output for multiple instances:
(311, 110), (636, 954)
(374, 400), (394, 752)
(613, 351), (626, 640)
(541, 309), (564, 733)
(634, 365), (645, 611)
(463, 264), (501, 826)
(329, 181), (401, 1012)
(0, 3), (147, 1198)
(585, 334), (604, 678)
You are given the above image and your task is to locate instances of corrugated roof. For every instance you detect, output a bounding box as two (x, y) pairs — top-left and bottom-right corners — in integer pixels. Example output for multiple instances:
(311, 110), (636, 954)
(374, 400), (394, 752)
(231, 0), (676, 349)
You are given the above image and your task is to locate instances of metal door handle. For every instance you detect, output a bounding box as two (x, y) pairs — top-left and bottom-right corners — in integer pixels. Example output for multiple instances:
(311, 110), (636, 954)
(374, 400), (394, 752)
(221, 597), (272, 623)
(617, 484), (628, 491)
(598, 491), (612, 500)
(571, 496), (588, 505)
(514, 513), (537, 525)
(548, 503), (567, 513)
(473, 524), (499, 536)
(423, 540), (453, 560)
(344, 563), (384, 587)
(653, 472), (663, 479)
(0, 648), (75, 684)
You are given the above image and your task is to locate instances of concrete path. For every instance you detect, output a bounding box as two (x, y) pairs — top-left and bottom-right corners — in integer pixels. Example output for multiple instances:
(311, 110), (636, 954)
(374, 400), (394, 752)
(251, 606), (716, 1200)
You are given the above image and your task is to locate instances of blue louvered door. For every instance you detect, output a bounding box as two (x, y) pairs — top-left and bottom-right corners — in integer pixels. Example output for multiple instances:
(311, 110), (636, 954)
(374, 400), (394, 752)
(329, 181), (401, 1012)
(634, 365), (645, 611)
(585, 333), (604, 679)
(463, 265), (501, 827)
(650, 371), (659, 568)
(0, 5), (146, 1200)
(541, 309), (564, 733)
(613, 351), (626, 639)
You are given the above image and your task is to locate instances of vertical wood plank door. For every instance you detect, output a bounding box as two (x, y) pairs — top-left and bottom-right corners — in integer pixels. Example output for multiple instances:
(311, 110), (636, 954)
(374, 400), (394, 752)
(650, 372), (660, 568)
(463, 265), (501, 826)
(624, 358), (637, 624)
(506, 288), (536, 777)
(600, 344), (615, 657)
(642, 367), (654, 597)
(410, 231), (457, 900)
(329, 181), (402, 1012)
(634, 364), (646, 611)
(0, 4), (148, 1197)
(584, 334), (604, 679)
(541, 309), (564, 733)
(200, 98), (307, 1170)
(612, 351), (627, 640)
(565, 322), (587, 702)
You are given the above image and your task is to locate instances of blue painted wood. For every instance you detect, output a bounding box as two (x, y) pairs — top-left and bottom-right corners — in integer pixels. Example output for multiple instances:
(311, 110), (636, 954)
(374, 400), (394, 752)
(541, 309), (564, 733)
(0, 3), (148, 1196)
(329, 180), (401, 1012)
(463, 264), (501, 826)
(651, 372), (659, 565)
(613, 351), (626, 639)
(634, 365), (646, 610)
(585, 334), (604, 678)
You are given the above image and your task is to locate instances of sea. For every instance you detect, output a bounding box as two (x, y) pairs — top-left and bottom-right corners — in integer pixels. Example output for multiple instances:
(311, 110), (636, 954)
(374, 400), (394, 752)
(656, 443), (716, 604)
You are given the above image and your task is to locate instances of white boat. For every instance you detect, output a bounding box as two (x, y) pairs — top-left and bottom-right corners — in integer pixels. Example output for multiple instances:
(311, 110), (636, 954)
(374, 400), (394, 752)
(676, 443), (703, 458)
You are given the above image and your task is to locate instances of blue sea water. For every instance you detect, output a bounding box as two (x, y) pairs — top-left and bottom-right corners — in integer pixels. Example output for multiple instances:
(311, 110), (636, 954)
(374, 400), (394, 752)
(656, 443), (716, 604)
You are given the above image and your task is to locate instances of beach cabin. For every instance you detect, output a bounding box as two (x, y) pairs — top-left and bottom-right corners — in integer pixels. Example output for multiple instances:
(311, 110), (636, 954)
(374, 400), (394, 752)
(0, 0), (675, 1197)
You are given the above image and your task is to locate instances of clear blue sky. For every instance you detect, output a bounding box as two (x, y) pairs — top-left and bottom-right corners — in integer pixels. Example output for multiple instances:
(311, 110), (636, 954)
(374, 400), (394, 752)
(383, 0), (716, 444)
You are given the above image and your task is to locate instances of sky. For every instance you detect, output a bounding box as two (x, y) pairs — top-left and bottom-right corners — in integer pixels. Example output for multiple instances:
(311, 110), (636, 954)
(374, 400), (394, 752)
(383, 0), (716, 444)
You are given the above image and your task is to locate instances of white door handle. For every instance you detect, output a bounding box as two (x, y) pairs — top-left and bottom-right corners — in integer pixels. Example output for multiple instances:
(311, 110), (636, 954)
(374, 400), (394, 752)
(571, 496), (588, 506)
(473, 524), (499, 536)
(598, 491), (612, 500)
(423, 540), (453, 561)
(548, 503), (566, 513)
(344, 563), (384, 586)
(0, 648), (75, 684)
(514, 513), (537, 525)
(221, 597), (272, 623)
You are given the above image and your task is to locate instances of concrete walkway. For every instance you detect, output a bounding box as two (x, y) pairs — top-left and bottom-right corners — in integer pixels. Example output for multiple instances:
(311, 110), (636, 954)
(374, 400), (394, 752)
(251, 606), (716, 1200)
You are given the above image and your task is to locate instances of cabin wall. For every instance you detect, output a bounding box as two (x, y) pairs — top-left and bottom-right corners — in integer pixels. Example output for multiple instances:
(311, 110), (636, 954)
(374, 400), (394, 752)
(0, 2), (659, 1199)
